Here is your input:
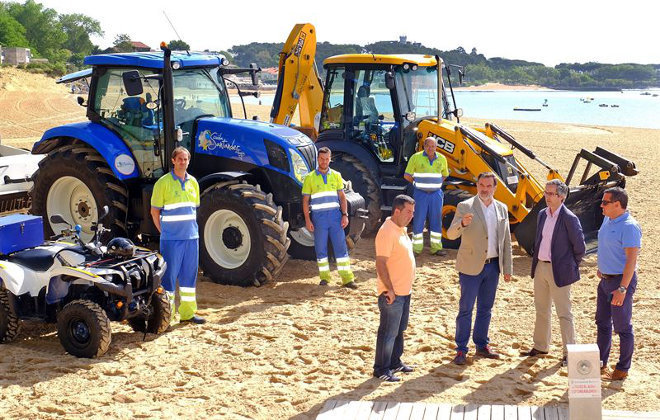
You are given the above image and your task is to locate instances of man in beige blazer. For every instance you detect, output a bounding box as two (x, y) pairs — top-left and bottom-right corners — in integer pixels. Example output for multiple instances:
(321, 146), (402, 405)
(447, 172), (513, 365)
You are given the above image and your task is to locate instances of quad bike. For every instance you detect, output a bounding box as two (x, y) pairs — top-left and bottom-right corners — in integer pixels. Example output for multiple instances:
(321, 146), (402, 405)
(0, 207), (169, 358)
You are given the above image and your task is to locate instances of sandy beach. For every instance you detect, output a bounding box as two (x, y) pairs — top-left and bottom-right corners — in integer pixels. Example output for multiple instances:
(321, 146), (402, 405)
(1, 69), (659, 419)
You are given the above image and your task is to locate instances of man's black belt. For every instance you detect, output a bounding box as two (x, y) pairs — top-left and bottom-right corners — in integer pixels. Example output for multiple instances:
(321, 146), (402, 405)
(484, 257), (499, 265)
(539, 260), (551, 263)
(601, 273), (622, 280)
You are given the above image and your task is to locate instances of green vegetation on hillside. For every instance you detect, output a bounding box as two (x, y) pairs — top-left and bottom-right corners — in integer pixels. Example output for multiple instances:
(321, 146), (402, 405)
(229, 40), (659, 90)
(1, 0), (657, 89)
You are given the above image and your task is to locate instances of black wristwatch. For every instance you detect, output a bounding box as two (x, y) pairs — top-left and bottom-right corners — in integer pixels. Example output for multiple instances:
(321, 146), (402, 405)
(618, 286), (627, 294)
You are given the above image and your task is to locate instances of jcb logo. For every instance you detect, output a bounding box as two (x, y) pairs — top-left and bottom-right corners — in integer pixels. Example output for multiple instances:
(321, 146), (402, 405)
(428, 133), (455, 154)
(294, 32), (306, 56)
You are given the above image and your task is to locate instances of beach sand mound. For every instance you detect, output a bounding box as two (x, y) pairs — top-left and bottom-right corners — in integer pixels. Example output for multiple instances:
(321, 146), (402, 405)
(0, 67), (84, 148)
(0, 76), (658, 419)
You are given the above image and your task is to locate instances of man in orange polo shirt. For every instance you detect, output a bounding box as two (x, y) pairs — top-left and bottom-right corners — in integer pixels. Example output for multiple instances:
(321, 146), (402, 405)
(373, 194), (416, 382)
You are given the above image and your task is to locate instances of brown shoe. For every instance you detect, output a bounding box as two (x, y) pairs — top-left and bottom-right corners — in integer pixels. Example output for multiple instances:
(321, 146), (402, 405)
(520, 348), (549, 357)
(476, 346), (501, 359)
(605, 368), (628, 381)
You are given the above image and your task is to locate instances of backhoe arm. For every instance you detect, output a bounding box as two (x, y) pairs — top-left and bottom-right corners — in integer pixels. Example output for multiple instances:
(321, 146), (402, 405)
(270, 23), (324, 139)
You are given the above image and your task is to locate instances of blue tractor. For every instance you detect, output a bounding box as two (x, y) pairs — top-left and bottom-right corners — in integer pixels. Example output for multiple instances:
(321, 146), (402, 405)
(30, 45), (366, 287)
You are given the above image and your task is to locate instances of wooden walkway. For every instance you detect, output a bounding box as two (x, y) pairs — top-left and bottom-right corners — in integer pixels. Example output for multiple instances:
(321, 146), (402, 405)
(316, 400), (660, 420)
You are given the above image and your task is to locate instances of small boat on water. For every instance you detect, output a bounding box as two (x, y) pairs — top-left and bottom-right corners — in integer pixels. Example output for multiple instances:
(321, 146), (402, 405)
(653, 94), (659, 97)
(641, 92), (652, 96)
(542, 99), (548, 107)
(513, 107), (541, 111)
(599, 104), (609, 107)
(611, 104), (620, 108)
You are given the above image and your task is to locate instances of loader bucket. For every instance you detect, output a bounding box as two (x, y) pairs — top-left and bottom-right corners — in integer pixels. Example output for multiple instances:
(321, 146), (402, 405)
(513, 182), (619, 256)
(514, 145), (635, 256)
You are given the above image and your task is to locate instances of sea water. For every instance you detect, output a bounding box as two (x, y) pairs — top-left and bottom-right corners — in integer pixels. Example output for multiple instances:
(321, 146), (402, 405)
(233, 89), (660, 129)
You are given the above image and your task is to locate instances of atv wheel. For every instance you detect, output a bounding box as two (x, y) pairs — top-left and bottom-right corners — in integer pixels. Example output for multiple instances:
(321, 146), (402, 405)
(0, 288), (20, 343)
(31, 144), (129, 242)
(441, 189), (474, 249)
(127, 290), (171, 334)
(331, 154), (381, 234)
(57, 299), (111, 358)
(198, 182), (290, 287)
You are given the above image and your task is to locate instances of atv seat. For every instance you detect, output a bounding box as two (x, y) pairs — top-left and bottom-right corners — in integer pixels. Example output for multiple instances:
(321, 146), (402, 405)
(8, 248), (58, 272)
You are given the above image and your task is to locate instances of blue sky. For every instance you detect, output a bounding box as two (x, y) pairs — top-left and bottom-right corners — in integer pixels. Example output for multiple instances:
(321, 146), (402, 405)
(37, 0), (657, 66)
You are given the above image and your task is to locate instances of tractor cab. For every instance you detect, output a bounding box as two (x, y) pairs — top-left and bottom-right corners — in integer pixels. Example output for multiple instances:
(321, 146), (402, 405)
(318, 55), (456, 171)
(83, 52), (233, 179)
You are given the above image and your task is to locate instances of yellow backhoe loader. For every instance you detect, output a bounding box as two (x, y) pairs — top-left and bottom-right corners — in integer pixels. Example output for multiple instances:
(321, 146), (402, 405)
(270, 23), (638, 253)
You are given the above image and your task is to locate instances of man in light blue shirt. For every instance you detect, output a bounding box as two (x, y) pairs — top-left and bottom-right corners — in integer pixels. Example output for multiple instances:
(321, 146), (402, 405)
(596, 187), (641, 381)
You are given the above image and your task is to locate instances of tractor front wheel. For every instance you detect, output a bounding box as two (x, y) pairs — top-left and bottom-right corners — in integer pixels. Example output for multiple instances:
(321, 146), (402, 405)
(198, 182), (290, 287)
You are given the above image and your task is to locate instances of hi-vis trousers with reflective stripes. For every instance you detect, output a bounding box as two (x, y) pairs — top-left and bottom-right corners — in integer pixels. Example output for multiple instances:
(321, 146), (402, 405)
(160, 238), (199, 321)
(412, 188), (444, 254)
(312, 209), (354, 284)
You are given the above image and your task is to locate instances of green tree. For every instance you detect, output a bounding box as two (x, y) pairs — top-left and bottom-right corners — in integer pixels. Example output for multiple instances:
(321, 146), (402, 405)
(113, 33), (133, 52)
(59, 13), (102, 57)
(0, 7), (29, 47)
(6, 0), (67, 61)
(168, 39), (190, 50)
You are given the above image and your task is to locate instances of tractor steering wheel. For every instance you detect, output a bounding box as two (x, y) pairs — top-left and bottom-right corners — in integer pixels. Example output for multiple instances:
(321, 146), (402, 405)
(174, 98), (187, 113)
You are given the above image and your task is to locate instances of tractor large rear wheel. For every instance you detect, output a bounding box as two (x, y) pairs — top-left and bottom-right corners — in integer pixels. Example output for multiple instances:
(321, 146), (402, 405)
(441, 189), (473, 250)
(330, 154), (381, 234)
(198, 182), (290, 287)
(30, 144), (129, 242)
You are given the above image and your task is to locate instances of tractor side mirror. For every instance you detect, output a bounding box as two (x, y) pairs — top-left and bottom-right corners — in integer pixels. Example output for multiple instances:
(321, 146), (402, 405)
(77, 96), (87, 107)
(385, 72), (395, 90)
(122, 70), (144, 96)
(249, 63), (260, 86)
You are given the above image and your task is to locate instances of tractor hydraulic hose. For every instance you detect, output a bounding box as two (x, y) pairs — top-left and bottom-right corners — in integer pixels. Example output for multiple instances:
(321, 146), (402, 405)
(161, 43), (176, 171)
(435, 55), (442, 123)
(443, 58), (460, 123)
(487, 123), (536, 159)
(224, 78), (248, 119)
(458, 126), (505, 163)
(487, 123), (556, 172)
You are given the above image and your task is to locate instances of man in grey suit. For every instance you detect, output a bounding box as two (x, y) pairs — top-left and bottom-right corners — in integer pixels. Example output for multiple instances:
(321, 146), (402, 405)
(522, 179), (585, 364)
(447, 172), (513, 365)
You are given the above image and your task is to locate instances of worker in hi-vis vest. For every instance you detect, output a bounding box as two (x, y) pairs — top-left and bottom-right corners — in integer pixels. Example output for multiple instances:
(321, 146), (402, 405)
(302, 147), (357, 289)
(404, 137), (450, 256)
(150, 146), (206, 324)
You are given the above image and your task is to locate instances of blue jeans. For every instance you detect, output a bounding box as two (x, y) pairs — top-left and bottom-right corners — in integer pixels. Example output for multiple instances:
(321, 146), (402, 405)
(373, 294), (411, 376)
(455, 260), (500, 353)
(596, 273), (637, 371)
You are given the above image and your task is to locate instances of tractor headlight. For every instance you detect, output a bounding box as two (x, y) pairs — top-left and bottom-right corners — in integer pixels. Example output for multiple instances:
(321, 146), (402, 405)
(291, 151), (310, 184)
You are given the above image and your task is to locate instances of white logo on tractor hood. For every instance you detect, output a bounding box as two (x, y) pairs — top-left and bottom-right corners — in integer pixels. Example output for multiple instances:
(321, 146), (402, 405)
(114, 154), (135, 175)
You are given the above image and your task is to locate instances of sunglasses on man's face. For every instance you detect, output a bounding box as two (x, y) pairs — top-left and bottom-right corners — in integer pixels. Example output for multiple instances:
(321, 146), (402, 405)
(601, 199), (615, 205)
